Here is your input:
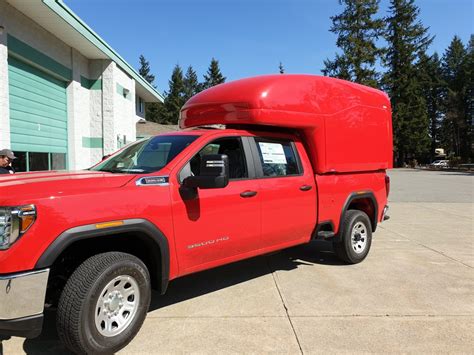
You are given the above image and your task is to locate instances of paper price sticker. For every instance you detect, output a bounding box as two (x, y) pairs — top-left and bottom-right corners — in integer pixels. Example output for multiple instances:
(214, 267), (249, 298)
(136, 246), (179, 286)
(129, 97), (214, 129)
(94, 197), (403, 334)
(258, 142), (287, 164)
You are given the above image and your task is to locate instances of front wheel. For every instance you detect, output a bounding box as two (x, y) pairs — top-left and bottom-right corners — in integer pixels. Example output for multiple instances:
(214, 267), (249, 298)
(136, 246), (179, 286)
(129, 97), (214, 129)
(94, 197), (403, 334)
(57, 252), (151, 354)
(333, 210), (372, 264)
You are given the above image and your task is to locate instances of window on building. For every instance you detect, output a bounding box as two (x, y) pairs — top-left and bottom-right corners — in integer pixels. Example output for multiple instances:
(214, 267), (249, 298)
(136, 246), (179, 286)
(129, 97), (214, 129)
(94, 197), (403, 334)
(136, 96), (144, 114)
(51, 153), (67, 170)
(28, 152), (49, 171)
(12, 152), (67, 172)
(12, 152), (27, 172)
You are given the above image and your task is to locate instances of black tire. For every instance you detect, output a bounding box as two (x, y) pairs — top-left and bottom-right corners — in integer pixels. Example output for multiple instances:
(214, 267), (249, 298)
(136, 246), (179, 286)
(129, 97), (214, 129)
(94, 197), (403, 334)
(57, 252), (151, 354)
(333, 210), (372, 264)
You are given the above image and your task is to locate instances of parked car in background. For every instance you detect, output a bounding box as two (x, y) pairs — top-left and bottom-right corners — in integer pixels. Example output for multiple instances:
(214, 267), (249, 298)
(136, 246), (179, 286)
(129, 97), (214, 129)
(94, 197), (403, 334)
(430, 160), (449, 168)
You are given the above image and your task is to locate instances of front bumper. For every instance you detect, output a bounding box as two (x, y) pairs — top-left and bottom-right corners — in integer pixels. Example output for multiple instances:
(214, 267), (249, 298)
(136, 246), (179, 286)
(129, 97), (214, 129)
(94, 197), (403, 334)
(0, 269), (49, 338)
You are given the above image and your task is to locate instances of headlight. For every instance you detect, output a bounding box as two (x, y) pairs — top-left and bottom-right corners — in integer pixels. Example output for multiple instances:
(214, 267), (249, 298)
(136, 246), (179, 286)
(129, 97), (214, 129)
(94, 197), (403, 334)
(0, 205), (36, 250)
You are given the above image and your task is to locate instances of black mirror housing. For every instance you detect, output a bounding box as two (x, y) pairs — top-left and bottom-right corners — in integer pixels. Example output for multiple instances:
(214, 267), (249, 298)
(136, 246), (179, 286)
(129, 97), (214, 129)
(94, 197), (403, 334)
(183, 154), (229, 189)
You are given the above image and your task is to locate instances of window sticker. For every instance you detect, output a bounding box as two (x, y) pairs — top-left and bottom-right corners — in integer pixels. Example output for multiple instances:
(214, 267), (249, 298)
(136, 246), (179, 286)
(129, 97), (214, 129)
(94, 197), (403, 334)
(258, 142), (287, 164)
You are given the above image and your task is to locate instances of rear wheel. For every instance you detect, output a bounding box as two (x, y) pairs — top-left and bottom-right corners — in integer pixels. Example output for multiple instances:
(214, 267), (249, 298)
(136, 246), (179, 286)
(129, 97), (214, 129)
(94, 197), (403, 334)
(57, 252), (151, 354)
(333, 210), (372, 264)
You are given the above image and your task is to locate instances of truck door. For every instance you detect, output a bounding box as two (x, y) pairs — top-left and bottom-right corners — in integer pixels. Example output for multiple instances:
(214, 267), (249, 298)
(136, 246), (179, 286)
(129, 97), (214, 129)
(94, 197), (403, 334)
(170, 136), (261, 274)
(250, 136), (317, 248)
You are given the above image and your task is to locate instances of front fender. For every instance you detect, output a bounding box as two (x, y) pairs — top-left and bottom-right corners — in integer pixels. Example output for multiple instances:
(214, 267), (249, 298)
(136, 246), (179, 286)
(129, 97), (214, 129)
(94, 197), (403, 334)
(35, 218), (170, 294)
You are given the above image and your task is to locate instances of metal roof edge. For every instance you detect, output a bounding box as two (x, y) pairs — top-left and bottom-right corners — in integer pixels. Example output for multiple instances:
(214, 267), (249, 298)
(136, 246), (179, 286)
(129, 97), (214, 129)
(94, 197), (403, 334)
(42, 0), (164, 102)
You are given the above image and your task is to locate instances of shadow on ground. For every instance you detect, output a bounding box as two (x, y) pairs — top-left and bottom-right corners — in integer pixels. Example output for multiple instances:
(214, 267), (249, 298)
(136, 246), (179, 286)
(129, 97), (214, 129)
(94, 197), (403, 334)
(6, 240), (341, 354)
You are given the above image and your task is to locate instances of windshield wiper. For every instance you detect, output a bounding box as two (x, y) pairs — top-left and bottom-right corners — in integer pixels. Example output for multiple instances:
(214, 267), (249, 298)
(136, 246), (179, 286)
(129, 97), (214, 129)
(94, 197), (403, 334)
(120, 168), (148, 173)
(98, 168), (126, 174)
(98, 168), (151, 174)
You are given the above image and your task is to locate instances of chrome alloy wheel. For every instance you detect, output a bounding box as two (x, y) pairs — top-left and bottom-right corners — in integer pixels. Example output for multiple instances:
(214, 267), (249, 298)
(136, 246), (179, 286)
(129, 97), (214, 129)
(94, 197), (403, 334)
(95, 275), (140, 337)
(351, 221), (368, 254)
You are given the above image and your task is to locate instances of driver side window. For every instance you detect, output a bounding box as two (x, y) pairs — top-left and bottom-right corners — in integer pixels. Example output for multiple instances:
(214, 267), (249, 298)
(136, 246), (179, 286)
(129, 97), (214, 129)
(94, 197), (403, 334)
(179, 137), (248, 182)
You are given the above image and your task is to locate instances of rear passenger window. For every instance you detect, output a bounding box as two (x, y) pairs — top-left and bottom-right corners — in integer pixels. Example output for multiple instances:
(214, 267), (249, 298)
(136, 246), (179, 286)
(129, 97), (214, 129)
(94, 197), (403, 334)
(255, 138), (301, 177)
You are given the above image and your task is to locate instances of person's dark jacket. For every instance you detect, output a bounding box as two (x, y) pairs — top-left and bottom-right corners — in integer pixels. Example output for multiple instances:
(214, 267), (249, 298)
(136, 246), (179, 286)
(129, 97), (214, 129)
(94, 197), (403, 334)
(0, 166), (14, 174)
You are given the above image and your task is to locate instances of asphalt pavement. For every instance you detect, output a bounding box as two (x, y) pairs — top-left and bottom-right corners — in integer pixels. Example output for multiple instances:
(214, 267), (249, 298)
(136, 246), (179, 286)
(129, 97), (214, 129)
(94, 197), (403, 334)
(2, 169), (473, 354)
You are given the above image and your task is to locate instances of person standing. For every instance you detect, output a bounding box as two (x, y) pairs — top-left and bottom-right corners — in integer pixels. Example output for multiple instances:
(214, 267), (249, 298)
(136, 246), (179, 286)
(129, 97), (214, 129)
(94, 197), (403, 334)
(0, 149), (16, 174)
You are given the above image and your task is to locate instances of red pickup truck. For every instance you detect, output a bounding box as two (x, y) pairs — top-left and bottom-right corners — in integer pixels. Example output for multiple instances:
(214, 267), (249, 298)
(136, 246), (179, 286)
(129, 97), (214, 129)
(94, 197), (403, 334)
(0, 75), (392, 354)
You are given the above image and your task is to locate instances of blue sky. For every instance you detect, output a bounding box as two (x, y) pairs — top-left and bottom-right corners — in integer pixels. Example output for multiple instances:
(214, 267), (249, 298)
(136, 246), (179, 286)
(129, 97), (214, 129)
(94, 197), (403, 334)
(67, 0), (473, 93)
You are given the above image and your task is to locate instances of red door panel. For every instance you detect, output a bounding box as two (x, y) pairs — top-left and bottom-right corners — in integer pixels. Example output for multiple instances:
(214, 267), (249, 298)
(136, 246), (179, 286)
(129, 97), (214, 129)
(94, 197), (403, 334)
(169, 135), (261, 275)
(253, 138), (317, 248)
(170, 179), (261, 274)
(259, 175), (316, 247)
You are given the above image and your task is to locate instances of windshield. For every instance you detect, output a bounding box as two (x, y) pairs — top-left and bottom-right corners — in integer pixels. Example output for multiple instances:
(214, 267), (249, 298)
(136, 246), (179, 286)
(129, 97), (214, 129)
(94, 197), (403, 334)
(91, 135), (199, 174)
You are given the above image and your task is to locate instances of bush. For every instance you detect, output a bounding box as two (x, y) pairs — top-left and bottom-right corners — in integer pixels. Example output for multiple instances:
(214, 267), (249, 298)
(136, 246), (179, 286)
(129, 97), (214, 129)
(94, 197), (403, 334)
(409, 159), (418, 168)
(448, 156), (462, 168)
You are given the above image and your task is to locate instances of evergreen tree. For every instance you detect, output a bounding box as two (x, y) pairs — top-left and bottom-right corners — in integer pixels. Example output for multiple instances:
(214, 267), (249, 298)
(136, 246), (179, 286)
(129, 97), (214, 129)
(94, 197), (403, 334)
(183, 66), (200, 102)
(279, 62), (285, 74)
(323, 55), (351, 81)
(322, 0), (384, 88)
(138, 54), (164, 123)
(383, 0), (433, 165)
(145, 100), (166, 124)
(440, 36), (469, 159)
(417, 52), (444, 161)
(202, 58), (226, 89)
(163, 64), (186, 124)
(466, 35), (474, 161)
(138, 55), (156, 87)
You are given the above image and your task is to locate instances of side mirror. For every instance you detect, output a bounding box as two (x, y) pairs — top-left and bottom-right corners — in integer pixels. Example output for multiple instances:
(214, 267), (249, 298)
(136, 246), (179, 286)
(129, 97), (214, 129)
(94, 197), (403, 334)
(183, 154), (229, 189)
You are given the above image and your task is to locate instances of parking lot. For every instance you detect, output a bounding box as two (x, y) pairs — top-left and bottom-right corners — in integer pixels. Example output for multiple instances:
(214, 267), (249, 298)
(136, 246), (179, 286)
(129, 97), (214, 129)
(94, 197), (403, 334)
(2, 169), (473, 354)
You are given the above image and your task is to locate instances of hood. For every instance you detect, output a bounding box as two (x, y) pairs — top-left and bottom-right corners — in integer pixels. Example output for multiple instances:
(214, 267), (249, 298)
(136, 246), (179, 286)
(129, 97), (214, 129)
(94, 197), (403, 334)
(0, 170), (136, 203)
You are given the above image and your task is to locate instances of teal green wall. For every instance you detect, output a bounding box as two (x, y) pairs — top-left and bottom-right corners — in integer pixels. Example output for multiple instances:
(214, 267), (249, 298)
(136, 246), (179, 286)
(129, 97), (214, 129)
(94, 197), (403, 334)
(8, 56), (68, 154)
(7, 34), (72, 81)
(116, 83), (132, 100)
(82, 137), (103, 148)
(81, 76), (102, 90)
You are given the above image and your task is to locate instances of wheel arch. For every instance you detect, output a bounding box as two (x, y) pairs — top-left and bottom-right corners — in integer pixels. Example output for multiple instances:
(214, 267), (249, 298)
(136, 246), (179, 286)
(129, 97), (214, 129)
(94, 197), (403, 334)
(35, 219), (170, 295)
(338, 191), (378, 236)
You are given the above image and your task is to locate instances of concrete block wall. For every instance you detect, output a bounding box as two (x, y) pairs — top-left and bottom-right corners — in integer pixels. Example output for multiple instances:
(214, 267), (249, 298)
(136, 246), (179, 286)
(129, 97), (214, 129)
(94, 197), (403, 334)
(114, 65), (137, 149)
(0, 1), (10, 149)
(0, 0), (144, 170)
(68, 48), (92, 170)
(89, 59), (107, 164)
(102, 61), (116, 156)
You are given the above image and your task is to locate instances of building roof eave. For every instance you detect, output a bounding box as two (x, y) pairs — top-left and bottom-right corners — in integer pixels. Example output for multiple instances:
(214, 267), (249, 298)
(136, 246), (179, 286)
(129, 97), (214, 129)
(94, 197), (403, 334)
(39, 0), (163, 103)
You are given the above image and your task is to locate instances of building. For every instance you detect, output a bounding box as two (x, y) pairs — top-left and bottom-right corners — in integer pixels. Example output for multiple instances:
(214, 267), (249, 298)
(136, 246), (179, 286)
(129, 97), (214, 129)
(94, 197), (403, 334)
(136, 120), (179, 140)
(0, 0), (163, 172)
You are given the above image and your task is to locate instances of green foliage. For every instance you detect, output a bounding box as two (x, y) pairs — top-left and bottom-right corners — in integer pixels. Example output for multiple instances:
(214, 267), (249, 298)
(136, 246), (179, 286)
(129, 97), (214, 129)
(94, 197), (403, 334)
(138, 54), (156, 87)
(138, 54), (163, 123)
(466, 36), (474, 161)
(417, 52), (444, 160)
(145, 101), (166, 124)
(183, 66), (201, 102)
(383, 0), (433, 165)
(322, 0), (384, 88)
(202, 58), (226, 89)
(440, 36), (471, 161)
(279, 62), (285, 74)
(448, 156), (462, 168)
(162, 64), (186, 125)
(144, 59), (227, 125)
